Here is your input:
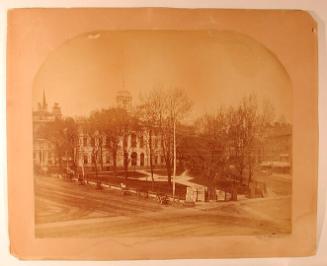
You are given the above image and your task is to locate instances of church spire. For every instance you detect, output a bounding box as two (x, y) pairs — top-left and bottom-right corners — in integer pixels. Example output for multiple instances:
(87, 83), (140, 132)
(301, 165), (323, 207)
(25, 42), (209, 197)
(42, 90), (48, 111)
(43, 90), (46, 106)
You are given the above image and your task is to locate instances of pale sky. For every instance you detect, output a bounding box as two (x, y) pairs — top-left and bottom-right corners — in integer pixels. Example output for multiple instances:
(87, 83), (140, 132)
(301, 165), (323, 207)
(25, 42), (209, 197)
(33, 30), (292, 122)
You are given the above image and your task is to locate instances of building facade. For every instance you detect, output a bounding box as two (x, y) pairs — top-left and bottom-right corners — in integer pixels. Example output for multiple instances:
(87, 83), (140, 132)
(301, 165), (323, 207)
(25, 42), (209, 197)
(33, 91), (62, 170)
(75, 90), (165, 171)
(76, 130), (166, 171)
(260, 122), (292, 173)
(33, 90), (166, 173)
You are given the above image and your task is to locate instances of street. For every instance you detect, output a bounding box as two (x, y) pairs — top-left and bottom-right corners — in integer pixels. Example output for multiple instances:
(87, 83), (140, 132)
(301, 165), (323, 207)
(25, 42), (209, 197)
(35, 175), (291, 238)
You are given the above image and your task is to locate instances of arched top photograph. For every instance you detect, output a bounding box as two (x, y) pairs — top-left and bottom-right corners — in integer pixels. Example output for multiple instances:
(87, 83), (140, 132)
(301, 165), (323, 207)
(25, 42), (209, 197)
(6, 7), (318, 261)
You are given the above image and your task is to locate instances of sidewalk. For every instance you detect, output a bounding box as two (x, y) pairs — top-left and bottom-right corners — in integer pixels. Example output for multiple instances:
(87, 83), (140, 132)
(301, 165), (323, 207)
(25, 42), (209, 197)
(135, 169), (207, 189)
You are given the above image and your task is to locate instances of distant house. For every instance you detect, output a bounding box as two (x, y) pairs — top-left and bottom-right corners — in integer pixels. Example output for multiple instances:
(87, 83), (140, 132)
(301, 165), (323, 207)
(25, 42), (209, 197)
(260, 122), (292, 173)
(33, 138), (57, 171)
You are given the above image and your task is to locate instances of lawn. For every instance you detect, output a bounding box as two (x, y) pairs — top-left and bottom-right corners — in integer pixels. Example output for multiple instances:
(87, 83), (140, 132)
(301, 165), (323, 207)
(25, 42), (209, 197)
(145, 168), (185, 176)
(86, 174), (187, 199)
(86, 170), (147, 178)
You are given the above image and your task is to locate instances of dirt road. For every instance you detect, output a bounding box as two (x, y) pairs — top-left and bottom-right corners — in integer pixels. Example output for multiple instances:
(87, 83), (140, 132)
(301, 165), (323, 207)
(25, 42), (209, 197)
(35, 175), (291, 238)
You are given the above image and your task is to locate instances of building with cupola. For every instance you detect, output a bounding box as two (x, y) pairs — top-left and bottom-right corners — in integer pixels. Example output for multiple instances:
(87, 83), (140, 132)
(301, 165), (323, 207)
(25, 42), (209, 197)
(33, 90), (166, 174)
(75, 90), (165, 172)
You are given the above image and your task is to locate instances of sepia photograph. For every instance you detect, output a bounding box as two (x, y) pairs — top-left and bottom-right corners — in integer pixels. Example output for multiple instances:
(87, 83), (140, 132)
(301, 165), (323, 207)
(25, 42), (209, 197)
(6, 7), (318, 260)
(32, 30), (292, 238)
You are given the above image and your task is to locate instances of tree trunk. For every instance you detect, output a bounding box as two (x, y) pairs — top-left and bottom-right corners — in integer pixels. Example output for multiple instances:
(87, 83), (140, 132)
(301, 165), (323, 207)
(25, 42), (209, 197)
(161, 134), (172, 187)
(248, 160), (252, 186)
(112, 142), (117, 177)
(166, 159), (172, 187)
(122, 134), (129, 181)
(149, 129), (155, 191)
(94, 152), (101, 189)
(239, 162), (244, 185)
(58, 149), (63, 174)
(124, 151), (129, 181)
(100, 145), (103, 171)
(173, 119), (176, 199)
(71, 146), (76, 175)
(231, 181), (238, 201)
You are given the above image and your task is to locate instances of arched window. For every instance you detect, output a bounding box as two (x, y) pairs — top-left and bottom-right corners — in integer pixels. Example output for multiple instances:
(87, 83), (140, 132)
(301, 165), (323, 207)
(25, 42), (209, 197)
(131, 152), (137, 166)
(140, 153), (145, 167)
(83, 155), (88, 164)
(124, 152), (129, 167)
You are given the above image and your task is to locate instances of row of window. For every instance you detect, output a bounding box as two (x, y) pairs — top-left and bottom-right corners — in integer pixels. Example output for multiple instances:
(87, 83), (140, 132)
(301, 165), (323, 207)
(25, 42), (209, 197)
(82, 153), (165, 166)
(80, 134), (163, 149)
(81, 134), (146, 149)
(33, 151), (55, 165)
(83, 154), (110, 165)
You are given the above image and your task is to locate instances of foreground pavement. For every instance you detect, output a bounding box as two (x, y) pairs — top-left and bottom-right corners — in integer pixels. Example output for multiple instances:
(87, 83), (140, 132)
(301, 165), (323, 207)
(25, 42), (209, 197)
(35, 175), (291, 238)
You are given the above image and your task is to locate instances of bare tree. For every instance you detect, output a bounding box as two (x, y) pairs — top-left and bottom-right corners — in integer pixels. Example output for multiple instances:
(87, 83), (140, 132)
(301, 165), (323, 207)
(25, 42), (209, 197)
(197, 110), (230, 185)
(180, 94), (275, 200)
(227, 94), (273, 187)
(91, 130), (102, 189)
(139, 91), (161, 190)
(89, 108), (134, 178)
(143, 87), (192, 187)
(85, 114), (103, 189)
(63, 117), (79, 177)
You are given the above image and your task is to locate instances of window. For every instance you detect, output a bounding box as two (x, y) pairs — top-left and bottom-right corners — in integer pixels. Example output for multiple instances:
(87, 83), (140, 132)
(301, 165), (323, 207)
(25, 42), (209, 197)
(131, 152), (137, 166)
(123, 135), (128, 148)
(140, 153), (145, 167)
(106, 154), (110, 164)
(83, 155), (88, 164)
(102, 136), (106, 146)
(124, 152), (129, 167)
(155, 138), (159, 148)
(83, 137), (88, 147)
(161, 155), (165, 164)
(155, 155), (158, 165)
(131, 133), (137, 148)
(139, 136), (144, 148)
